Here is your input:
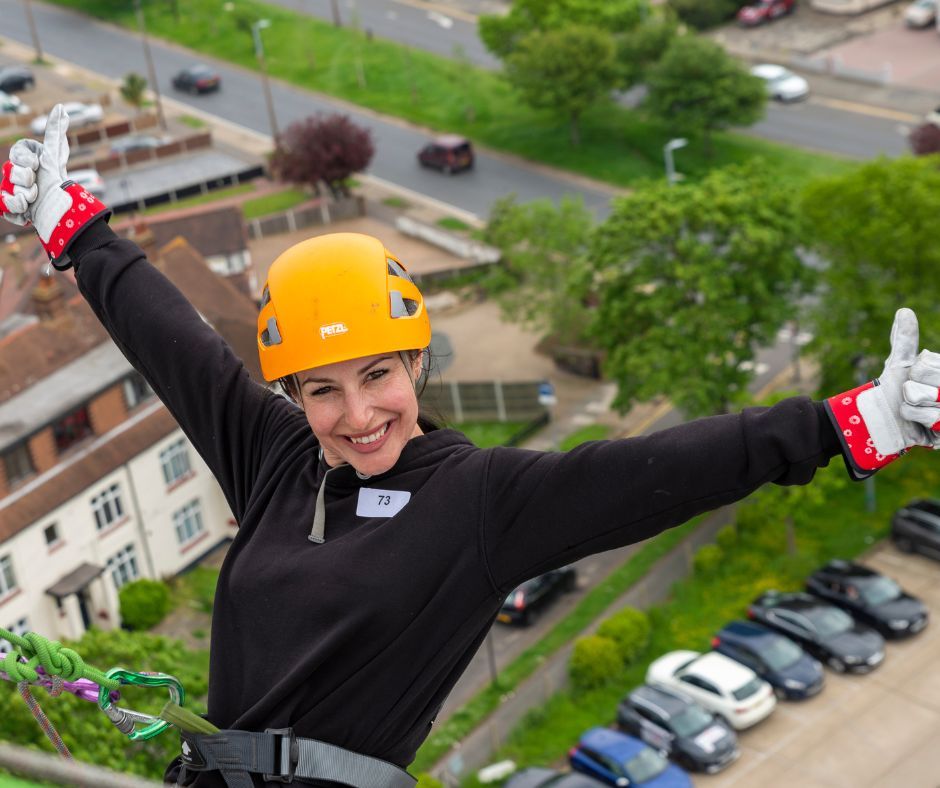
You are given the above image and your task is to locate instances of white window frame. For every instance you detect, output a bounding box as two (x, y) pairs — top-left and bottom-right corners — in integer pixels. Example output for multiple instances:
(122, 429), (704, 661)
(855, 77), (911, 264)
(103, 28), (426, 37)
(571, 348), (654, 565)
(173, 499), (205, 546)
(0, 555), (17, 597)
(2, 441), (34, 485)
(91, 483), (125, 531)
(0, 617), (28, 653)
(160, 439), (192, 486)
(123, 372), (154, 410)
(107, 544), (140, 589)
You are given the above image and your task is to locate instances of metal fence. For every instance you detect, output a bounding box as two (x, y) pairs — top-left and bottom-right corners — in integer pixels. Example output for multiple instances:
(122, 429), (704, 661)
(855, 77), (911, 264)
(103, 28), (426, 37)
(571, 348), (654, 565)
(421, 380), (547, 423)
(245, 194), (366, 239)
(109, 164), (267, 215)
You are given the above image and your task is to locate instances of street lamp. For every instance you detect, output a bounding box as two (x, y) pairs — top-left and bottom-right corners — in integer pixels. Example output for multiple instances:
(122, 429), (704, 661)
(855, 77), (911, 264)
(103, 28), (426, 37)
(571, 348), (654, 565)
(663, 137), (688, 186)
(251, 19), (280, 141)
(22, 0), (43, 63)
(133, 0), (167, 132)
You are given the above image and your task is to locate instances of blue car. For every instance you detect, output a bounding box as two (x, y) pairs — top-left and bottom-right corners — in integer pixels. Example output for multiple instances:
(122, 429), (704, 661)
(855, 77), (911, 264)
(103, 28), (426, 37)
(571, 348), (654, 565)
(712, 620), (824, 700)
(569, 727), (692, 787)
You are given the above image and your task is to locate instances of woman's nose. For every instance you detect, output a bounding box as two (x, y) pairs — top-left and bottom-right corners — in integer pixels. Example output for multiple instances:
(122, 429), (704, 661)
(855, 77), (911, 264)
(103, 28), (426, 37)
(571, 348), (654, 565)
(343, 390), (374, 431)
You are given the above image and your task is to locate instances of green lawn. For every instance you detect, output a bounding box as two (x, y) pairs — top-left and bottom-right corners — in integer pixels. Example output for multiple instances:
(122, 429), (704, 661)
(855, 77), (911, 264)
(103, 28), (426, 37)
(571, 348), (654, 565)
(167, 566), (220, 614)
(242, 187), (310, 219)
(558, 424), (612, 452)
(140, 182), (255, 216)
(453, 421), (528, 448)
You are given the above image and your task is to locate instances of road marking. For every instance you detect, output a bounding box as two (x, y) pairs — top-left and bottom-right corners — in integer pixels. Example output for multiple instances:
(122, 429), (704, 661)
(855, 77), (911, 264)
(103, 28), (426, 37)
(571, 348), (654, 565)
(389, 0), (478, 24)
(811, 96), (920, 124)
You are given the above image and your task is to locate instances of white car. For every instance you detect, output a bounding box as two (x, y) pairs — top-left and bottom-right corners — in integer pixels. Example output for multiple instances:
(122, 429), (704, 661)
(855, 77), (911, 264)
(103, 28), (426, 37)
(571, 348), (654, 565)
(926, 105), (940, 127)
(30, 101), (104, 135)
(750, 64), (810, 102)
(646, 650), (777, 730)
(69, 168), (106, 198)
(0, 91), (28, 115)
(904, 0), (937, 27)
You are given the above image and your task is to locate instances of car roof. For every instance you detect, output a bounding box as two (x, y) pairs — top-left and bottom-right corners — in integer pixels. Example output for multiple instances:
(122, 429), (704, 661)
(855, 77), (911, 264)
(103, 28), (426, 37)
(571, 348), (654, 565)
(754, 590), (822, 611)
(717, 619), (781, 644)
(0, 65), (30, 75)
(433, 134), (470, 147)
(629, 684), (692, 717)
(813, 560), (877, 580)
(682, 651), (756, 689)
(751, 64), (788, 78)
(579, 727), (645, 759)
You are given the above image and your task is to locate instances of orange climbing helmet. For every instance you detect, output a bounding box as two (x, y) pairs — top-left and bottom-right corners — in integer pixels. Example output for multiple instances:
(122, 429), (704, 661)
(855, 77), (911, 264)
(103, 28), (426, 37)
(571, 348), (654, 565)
(257, 233), (431, 382)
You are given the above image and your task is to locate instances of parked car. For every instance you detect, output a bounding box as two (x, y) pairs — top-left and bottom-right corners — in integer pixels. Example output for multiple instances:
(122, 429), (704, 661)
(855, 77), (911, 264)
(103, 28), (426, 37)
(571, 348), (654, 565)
(806, 560), (928, 638)
(506, 767), (608, 788)
(750, 64), (810, 102)
(926, 107), (940, 127)
(417, 135), (475, 174)
(497, 566), (577, 626)
(645, 650), (776, 730)
(737, 0), (796, 25)
(892, 498), (940, 557)
(569, 727), (692, 787)
(29, 101), (103, 135)
(616, 684), (739, 774)
(172, 64), (222, 94)
(69, 168), (106, 198)
(0, 65), (35, 93)
(0, 91), (27, 115)
(712, 620), (824, 700)
(748, 590), (884, 673)
(109, 134), (167, 157)
(904, 0), (937, 27)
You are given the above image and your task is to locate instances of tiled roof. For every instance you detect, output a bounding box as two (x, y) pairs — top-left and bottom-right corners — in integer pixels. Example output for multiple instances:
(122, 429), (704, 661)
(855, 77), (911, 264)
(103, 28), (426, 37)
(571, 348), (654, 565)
(115, 204), (249, 258)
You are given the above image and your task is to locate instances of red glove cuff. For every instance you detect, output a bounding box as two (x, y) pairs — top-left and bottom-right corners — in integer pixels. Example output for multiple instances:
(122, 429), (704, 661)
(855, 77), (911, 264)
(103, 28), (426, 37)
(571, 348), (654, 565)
(0, 161), (16, 215)
(41, 182), (109, 269)
(824, 382), (900, 478)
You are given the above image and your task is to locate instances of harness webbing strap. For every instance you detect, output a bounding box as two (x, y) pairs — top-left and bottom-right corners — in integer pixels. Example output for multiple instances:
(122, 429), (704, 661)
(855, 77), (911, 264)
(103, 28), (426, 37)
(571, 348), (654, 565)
(182, 728), (416, 788)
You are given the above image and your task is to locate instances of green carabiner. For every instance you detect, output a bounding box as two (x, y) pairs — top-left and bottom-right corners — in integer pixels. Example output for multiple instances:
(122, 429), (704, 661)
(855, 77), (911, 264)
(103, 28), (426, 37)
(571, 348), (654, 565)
(98, 667), (185, 741)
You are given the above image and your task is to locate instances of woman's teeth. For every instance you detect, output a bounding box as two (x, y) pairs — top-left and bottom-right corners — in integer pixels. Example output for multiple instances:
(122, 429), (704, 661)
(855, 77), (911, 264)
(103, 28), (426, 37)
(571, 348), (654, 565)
(348, 423), (388, 444)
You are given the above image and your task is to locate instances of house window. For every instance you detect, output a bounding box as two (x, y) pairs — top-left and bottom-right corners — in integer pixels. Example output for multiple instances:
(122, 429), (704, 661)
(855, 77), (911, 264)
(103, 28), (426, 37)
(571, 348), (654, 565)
(123, 372), (154, 410)
(52, 405), (93, 453)
(173, 500), (205, 546)
(2, 442), (34, 486)
(0, 617), (28, 653)
(107, 545), (139, 589)
(43, 523), (60, 547)
(160, 439), (192, 486)
(91, 483), (125, 531)
(0, 555), (17, 597)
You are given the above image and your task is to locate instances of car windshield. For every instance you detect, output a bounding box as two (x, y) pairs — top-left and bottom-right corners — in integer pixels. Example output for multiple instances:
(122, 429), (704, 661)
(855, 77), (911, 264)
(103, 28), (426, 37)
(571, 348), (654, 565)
(624, 747), (668, 783)
(769, 70), (795, 84)
(732, 676), (763, 701)
(858, 577), (901, 606)
(191, 66), (213, 77)
(670, 704), (714, 737)
(804, 605), (853, 637)
(758, 635), (803, 670)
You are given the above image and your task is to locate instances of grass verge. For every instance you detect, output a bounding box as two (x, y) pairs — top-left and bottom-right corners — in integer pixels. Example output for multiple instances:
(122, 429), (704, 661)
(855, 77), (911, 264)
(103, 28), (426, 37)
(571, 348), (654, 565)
(242, 186), (309, 219)
(558, 424), (612, 452)
(140, 182), (255, 215)
(452, 421), (528, 449)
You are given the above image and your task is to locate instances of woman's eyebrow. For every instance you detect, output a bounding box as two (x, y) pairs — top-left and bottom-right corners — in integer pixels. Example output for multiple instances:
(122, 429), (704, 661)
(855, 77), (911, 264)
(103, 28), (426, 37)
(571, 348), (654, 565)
(300, 356), (394, 386)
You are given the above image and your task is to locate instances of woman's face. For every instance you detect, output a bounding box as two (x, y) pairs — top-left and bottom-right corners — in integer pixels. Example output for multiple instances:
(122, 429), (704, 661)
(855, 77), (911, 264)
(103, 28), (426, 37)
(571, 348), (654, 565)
(296, 352), (423, 476)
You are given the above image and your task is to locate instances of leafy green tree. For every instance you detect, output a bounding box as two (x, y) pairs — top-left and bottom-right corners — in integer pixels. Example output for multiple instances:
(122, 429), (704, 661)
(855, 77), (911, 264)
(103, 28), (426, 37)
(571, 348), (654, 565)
(616, 13), (679, 87)
(801, 156), (940, 394)
(119, 72), (148, 112)
(480, 0), (649, 58)
(482, 194), (594, 345)
(505, 26), (618, 146)
(645, 35), (766, 155)
(588, 161), (813, 417)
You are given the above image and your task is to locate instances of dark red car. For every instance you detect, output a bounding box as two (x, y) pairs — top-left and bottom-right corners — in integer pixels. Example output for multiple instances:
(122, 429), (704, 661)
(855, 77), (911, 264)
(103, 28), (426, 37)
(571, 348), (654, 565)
(737, 0), (796, 25)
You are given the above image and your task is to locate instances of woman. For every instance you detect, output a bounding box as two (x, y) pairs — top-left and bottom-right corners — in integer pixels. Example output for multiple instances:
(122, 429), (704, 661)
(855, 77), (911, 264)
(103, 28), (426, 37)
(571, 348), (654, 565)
(4, 106), (939, 788)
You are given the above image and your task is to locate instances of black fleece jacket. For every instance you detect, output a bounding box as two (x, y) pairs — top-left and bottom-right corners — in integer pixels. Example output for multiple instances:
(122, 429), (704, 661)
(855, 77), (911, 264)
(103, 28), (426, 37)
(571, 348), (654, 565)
(68, 221), (842, 787)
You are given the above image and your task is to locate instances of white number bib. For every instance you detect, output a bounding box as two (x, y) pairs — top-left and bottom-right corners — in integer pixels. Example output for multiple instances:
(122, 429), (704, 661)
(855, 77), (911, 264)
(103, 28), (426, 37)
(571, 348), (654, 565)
(356, 487), (411, 518)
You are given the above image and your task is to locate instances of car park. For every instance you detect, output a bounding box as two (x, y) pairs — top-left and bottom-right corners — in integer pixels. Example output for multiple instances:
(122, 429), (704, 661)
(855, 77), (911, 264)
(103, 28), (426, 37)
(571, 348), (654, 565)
(645, 650), (776, 730)
(417, 135), (475, 174)
(569, 727), (692, 787)
(29, 101), (103, 135)
(892, 498), (940, 557)
(711, 620), (824, 700)
(748, 590), (884, 673)
(505, 767), (608, 788)
(616, 684), (738, 774)
(497, 566), (576, 626)
(0, 65), (35, 93)
(806, 560), (928, 638)
(750, 64), (810, 102)
(172, 64), (222, 94)
(737, 0), (796, 25)
(109, 134), (167, 157)
(904, 0), (937, 27)
(0, 91), (27, 115)
(69, 168), (106, 198)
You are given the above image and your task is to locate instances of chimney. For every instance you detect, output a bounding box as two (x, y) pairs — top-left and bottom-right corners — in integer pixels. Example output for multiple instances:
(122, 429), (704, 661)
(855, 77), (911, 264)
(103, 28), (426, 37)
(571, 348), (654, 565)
(127, 219), (160, 263)
(31, 269), (66, 321)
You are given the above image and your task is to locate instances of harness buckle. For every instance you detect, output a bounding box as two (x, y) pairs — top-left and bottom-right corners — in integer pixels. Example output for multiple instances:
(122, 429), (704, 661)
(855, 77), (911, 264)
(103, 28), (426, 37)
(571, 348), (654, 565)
(263, 727), (298, 783)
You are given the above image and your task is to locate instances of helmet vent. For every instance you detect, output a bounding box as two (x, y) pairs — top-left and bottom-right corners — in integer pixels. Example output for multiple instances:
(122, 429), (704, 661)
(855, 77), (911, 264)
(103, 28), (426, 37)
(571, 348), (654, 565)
(387, 258), (414, 283)
(389, 291), (420, 318)
(260, 316), (282, 346)
(260, 286), (271, 308)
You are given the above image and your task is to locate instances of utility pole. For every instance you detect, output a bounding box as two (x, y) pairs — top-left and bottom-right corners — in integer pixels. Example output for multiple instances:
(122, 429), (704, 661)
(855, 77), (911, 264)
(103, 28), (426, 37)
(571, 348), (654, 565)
(252, 19), (280, 140)
(133, 0), (167, 131)
(329, 0), (342, 26)
(22, 0), (43, 63)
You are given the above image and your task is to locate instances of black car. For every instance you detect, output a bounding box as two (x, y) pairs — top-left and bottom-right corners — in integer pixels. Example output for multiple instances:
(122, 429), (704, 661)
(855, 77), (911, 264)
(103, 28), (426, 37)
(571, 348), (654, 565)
(616, 684), (738, 774)
(892, 499), (940, 559)
(171, 64), (221, 94)
(417, 135), (474, 174)
(712, 620), (824, 700)
(748, 591), (885, 674)
(506, 767), (607, 788)
(497, 566), (577, 626)
(806, 560), (928, 639)
(0, 66), (34, 93)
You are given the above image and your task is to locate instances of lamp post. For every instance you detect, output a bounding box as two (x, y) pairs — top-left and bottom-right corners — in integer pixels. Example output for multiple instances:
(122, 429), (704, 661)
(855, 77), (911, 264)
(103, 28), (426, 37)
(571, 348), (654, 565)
(133, 0), (167, 131)
(22, 0), (43, 63)
(251, 19), (280, 141)
(663, 137), (688, 186)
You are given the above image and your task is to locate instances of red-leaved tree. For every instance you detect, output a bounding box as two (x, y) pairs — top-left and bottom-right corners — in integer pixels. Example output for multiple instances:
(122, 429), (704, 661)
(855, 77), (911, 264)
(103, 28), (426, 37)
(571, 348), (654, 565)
(270, 113), (375, 197)
(909, 122), (940, 157)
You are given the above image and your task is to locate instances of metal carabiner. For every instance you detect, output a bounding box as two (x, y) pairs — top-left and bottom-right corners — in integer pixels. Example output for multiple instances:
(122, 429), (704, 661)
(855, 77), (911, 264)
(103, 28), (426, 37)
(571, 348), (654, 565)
(98, 667), (185, 741)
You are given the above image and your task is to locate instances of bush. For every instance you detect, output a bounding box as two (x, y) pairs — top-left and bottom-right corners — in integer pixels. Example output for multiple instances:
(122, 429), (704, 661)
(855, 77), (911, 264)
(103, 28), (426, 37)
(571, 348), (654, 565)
(909, 123), (940, 156)
(416, 773), (444, 788)
(568, 635), (622, 690)
(668, 0), (742, 29)
(693, 544), (723, 576)
(596, 607), (651, 666)
(715, 524), (737, 552)
(119, 579), (171, 631)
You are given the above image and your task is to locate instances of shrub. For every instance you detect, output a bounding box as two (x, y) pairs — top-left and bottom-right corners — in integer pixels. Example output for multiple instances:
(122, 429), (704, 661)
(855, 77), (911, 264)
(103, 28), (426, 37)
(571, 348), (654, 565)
(568, 635), (622, 690)
(668, 0), (743, 29)
(693, 544), (723, 576)
(596, 607), (651, 665)
(119, 579), (171, 631)
(715, 524), (738, 552)
(909, 123), (940, 156)
(416, 773), (444, 788)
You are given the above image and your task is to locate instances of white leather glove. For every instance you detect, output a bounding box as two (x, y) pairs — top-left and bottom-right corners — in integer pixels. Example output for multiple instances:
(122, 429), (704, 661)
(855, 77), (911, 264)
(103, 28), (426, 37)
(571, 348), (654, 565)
(0, 157), (38, 226)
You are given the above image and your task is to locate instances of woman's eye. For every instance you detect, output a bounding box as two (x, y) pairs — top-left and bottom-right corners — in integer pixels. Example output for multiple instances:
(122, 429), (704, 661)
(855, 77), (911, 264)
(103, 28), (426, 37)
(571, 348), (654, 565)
(367, 368), (388, 382)
(309, 386), (332, 397)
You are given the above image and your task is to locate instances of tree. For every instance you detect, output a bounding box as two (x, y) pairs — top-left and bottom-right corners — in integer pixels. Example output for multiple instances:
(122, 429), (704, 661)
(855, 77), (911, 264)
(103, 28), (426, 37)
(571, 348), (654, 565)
(668, 0), (743, 30)
(616, 13), (679, 88)
(645, 35), (766, 155)
(270, 114), (374, 198)
(504, 26), (618, 146)
(482, 194), (595, 346)
(119, 72), (148, 112)
(801, 156), (940, 394)
(909, 122), (940, 156)
(480, 0), (649, 59)
(588, 161), (813, 417)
